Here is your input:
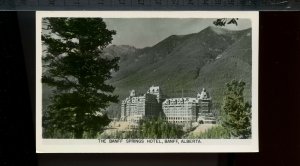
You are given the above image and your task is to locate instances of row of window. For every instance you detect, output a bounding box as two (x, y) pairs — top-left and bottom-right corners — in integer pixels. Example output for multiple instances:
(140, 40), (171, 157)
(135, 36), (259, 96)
(166, 119), (196, 124)
(164, 114), (193, 116)
(163, 103), (195, 106)
(163, 108), (192, 111)
(164, 117), (196, 120)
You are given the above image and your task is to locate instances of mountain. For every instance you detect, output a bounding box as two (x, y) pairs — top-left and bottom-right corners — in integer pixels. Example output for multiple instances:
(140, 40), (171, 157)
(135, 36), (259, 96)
(105, 26), (252, 117)
(104, 45), (138, 59)
(42, 26), (252, 118)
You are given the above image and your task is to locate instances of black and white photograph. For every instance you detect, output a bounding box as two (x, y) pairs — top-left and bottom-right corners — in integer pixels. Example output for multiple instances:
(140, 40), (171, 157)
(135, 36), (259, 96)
(36, 11), (258, 153)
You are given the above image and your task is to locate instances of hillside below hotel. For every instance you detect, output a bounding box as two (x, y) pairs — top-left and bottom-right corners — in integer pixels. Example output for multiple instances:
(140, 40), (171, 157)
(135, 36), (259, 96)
(120, 86), (216, 126)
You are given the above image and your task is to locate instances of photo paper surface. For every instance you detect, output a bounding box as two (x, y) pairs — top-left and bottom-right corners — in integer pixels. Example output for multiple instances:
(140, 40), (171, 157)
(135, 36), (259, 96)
(36, 11), (259, 153)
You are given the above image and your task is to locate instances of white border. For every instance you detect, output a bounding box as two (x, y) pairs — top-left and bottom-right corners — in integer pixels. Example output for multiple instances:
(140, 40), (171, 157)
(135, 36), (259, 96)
(36, 11), (259, 153)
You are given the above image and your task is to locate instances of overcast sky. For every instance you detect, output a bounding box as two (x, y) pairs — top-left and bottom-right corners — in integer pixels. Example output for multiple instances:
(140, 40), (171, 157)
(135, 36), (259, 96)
(104, 18), (251, 48)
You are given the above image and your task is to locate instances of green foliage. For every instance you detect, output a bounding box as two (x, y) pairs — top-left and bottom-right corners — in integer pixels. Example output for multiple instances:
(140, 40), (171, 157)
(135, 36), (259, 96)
(136, 117), (184, 139)
(188, 125), (230, 139)
(99, 118), (184, 139)
(98, 130), (125, 139)
(42, 18), (118, 138)
(221, 80), (251, 139)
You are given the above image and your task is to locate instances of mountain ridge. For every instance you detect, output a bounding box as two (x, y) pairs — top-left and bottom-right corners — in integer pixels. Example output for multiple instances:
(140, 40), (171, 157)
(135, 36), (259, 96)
(104, 26), (252, 117)
(42, 26), (252, 118)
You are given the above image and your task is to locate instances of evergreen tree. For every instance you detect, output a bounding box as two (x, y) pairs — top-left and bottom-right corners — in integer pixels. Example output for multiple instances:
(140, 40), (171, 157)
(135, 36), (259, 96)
(221, 80), (251, 139)
(42, 18), (119, 138)
(135, 118), (183, 139)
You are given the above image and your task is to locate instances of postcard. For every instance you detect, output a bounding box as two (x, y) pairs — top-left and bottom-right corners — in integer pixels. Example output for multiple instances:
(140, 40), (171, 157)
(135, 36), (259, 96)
(36, 11), (258, 153)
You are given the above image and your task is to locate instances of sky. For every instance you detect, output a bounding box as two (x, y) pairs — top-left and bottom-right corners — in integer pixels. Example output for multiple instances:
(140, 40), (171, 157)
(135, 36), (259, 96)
(104, 18), (251, 48)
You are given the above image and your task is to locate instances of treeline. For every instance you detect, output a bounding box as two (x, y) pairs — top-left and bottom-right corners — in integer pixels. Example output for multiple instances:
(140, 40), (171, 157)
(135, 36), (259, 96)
(100, 117), (184, 139)
(188, 79), (252, 139)
(188, 126), (230, 139)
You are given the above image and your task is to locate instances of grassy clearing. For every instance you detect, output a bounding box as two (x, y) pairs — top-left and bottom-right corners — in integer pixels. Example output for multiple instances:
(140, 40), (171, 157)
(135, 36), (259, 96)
(187, 125), (230, 139)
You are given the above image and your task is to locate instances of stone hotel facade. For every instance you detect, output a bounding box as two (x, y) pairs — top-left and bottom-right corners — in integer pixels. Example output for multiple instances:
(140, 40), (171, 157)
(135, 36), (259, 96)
(120, 86), (215, 125)
(162, 97), (198, 124)
(120, 86), (162, 123)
